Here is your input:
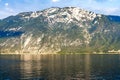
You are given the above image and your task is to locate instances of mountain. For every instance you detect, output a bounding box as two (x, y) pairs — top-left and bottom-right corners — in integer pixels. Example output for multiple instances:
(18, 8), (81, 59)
(0, 7), (120, 54)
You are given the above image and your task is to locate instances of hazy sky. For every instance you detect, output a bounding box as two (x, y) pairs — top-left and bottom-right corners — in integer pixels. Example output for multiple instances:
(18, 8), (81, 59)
(0, 0), (120, 19)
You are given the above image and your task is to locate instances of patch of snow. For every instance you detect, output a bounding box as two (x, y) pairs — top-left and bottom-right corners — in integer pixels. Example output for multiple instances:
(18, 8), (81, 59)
(97, 14), (102, 17)
(104, 30), (110, 32)
(94, 21), (97, 24)
(49, 15), (56, 18)
(30, 11), (42, 18)
(8, 27), (22, 31)
(48, 8), (58, 13)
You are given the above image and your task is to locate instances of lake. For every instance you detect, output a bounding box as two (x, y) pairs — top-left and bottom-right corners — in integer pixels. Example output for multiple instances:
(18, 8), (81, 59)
(0, 54), (120, 80)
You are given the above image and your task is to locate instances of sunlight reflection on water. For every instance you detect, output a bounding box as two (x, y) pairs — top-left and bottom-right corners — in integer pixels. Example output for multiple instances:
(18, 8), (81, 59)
(0, 54), (120, 80)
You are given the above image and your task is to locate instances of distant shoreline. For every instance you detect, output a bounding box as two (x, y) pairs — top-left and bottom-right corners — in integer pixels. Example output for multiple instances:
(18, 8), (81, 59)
(0, 52), (120, 55)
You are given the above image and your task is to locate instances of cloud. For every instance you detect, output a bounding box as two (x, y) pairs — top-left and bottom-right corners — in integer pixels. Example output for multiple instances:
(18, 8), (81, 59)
(5, 3), (9, 6)
(6, 7), (14, 12)
(104, 8), (119, 14)
(88, 0), (115, 3)
(0, 10), (17, 19)
(52, 0), (59, 2)
(90, 7), (120, 16)
(94, 0), (104, 2)
(108, 0), (116, 1)
(4, 3), (14, 12)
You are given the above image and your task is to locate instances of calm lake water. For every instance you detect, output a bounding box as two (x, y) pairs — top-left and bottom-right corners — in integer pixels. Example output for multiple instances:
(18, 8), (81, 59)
(0, 54), (120, 80)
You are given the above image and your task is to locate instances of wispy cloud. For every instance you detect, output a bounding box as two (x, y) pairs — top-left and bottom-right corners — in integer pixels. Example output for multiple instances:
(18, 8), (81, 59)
(89, 7), (120, 16)
(83, 0), (120, 15)
(104, 8), (119, 14)
(52, 0), (60, 2)
(95, 0), (116, 2)
(0, 0), (120, 19)
(89, 0), (116, 3)
(5, 3), (9, 6)
(0, 10), (17, 19)
(4, 3), (14, 12)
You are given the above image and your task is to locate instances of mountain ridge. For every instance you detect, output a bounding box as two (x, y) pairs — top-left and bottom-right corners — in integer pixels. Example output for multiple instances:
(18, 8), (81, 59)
(0, 7), (120, 54)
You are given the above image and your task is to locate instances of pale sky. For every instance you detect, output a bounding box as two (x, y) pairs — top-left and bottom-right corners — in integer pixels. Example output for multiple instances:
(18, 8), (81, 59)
(0, 0), (120, 19)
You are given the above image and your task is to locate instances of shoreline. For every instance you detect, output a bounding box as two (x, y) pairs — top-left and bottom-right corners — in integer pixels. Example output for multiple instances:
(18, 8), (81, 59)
(0, 52), (120, 55)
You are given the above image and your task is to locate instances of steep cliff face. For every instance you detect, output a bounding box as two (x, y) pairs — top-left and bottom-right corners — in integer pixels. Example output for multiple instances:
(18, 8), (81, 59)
(0, 7), (120, 54)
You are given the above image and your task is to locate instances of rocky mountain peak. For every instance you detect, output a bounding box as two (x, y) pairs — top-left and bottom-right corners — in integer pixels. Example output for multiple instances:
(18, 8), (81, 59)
(17, 7), (101, 22)
(0, 7), (120, 54)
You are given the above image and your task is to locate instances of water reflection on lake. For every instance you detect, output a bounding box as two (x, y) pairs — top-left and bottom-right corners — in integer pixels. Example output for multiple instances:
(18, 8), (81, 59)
(0, 54), (120, 80)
